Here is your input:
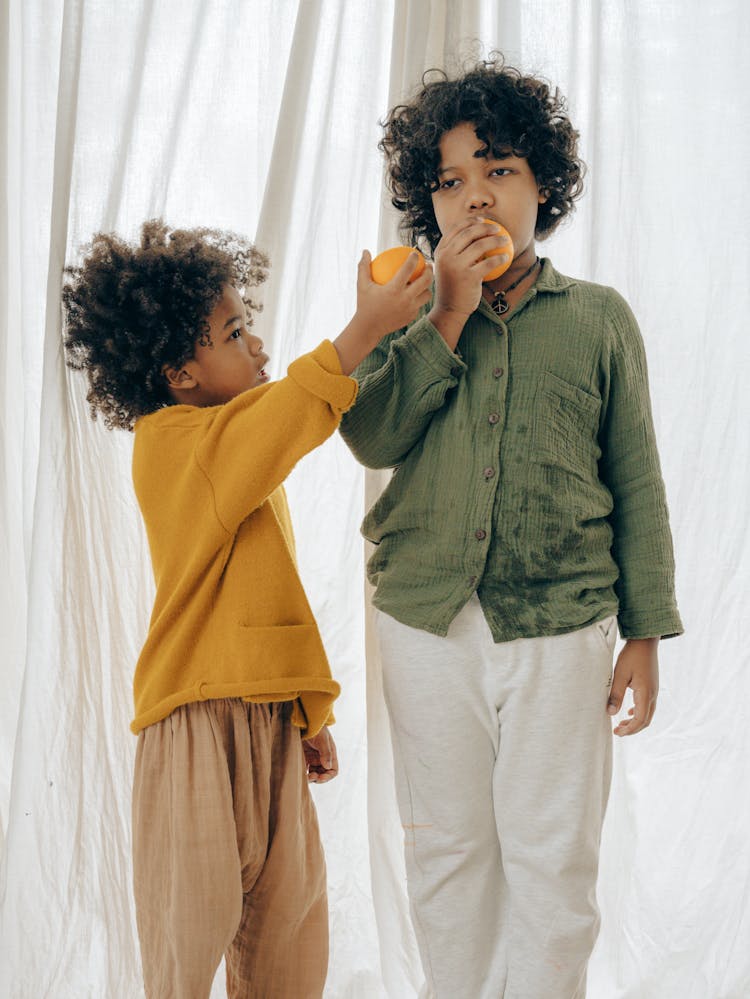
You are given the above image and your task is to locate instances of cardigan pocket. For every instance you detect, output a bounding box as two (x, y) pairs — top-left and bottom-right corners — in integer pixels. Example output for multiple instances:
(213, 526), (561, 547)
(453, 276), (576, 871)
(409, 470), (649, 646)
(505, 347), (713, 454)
(533, 372), (602, 476)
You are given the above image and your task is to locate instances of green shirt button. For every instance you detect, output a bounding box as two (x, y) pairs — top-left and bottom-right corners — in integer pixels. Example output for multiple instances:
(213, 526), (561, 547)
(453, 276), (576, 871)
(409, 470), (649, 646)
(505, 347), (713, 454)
(483, 467), (495, 479)
(488, 413), (500, 425)
(475, 529), (487, 541)
(493, 367), (504, 378)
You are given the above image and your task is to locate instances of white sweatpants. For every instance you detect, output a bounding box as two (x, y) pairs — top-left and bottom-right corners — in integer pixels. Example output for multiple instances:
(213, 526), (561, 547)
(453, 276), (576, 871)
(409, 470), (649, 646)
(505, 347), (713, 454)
(374, 595), (617, 999)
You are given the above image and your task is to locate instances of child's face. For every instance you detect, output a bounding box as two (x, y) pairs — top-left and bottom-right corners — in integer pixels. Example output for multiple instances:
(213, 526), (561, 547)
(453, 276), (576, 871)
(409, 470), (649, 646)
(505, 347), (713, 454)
(164, 285), (269, 406)
(430, 122), (547, 261)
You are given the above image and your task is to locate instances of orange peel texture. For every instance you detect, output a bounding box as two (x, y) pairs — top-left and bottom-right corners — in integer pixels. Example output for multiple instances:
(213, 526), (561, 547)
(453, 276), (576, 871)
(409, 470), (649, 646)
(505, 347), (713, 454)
(371, 246), (426, 285)
(479, 219), (514, 282)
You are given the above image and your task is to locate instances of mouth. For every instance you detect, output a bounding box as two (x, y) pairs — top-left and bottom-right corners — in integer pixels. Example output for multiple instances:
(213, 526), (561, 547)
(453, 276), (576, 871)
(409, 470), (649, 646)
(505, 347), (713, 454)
(256, 353), (270, 383)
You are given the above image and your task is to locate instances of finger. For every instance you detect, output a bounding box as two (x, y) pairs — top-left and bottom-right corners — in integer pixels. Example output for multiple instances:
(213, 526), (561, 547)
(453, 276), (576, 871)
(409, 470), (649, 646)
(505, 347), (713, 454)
(410, 262), (433, 288)
(406, 272), (434, 305)
(456, 224), (511, 259)
(306, 730), (331, 770)
(469, 220), (511, 244)
(615, 692), (656, 736)
(357, 250), (373, 288)
(642, 691), (658, 728)
(629, 684), (652, 732)
(614, 707), (641, 736)
(392, 250), (423, 285)
(324, 731), (338, 772)
(474, 252), (512, 277)
(447, 217), (498, 240)
(450, 226), (492, 258)
(319, 763), (338, 781)
(308, 764), (336, 783)
(607, 671), (629, 715)
(431, 219), (475, 257)
(410, 275), (434, 305)
(615, 715), (646, 737)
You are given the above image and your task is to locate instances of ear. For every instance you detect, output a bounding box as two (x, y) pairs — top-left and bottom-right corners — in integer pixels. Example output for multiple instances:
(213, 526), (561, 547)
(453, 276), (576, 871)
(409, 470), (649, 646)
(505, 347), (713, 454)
(538, 187), (550, 205)
(162, 364), (198, 390)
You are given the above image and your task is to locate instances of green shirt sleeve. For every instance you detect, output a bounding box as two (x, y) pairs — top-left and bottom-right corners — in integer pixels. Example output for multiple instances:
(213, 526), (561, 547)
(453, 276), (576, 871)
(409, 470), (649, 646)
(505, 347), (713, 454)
(340, 315), (466, 469)
(599, 290), (683, 639)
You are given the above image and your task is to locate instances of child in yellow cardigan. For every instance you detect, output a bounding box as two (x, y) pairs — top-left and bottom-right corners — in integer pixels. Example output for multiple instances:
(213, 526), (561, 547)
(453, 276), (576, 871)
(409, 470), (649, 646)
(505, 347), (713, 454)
(62, 219), (431, 999)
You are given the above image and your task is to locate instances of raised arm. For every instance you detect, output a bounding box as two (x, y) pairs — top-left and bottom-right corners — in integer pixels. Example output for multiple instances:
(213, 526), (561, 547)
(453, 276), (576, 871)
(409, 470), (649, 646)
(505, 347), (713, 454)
(339, 316), (466, 468)
(193, 342), (356, 534)
(194, 252), (434, 533)
(341, 219), (506, 468)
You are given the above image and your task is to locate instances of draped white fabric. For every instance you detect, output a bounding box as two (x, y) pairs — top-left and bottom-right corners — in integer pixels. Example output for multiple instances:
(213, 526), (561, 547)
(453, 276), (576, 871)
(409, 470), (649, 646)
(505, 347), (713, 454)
(1, 2), (748, 997)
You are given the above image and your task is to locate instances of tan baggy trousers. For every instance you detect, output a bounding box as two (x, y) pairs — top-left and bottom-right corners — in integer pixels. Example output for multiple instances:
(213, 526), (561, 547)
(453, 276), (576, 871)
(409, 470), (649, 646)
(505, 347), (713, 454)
(132, 699), (328, 999)
(375, 594), (617, 999)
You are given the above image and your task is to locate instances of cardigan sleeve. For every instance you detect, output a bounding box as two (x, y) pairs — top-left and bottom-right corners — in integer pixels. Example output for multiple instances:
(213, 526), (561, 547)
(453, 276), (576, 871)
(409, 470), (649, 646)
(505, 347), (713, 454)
(339, 315), (466, 469)
(194, 340), (357, 535)
(598, 289), (683, 639)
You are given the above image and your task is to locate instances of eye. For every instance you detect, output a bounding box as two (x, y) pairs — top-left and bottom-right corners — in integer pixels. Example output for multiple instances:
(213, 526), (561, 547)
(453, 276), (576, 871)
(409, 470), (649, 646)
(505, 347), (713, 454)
(228, 328), (242, 340)
(437, 178), (459, 190)
(490, 167), (512, 177)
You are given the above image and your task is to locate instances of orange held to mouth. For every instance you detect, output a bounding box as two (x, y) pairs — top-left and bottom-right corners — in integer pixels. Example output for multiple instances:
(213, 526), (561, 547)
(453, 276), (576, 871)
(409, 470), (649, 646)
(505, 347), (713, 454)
(371, 246), (426, 285)
(479, 219), (514, 282)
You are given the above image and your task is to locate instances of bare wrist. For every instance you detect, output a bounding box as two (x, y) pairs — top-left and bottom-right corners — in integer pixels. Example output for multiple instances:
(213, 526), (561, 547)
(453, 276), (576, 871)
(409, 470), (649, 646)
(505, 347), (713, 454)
(332, 314), (381, 375)
(427, 306), (470, 351)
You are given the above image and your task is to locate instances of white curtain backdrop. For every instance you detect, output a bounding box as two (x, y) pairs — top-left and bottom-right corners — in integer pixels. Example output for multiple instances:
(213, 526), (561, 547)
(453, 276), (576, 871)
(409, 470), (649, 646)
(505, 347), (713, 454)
(1, 2), (748, 997)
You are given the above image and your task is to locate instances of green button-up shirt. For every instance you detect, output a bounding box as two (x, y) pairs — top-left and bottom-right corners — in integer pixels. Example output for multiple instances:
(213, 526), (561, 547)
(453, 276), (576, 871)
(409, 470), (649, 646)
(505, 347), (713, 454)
(340, 258), (683, 642)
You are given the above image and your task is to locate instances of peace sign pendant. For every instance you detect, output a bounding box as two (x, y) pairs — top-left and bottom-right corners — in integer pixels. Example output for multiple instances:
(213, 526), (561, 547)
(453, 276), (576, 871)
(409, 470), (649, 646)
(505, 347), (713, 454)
(491, 293), (509, 316)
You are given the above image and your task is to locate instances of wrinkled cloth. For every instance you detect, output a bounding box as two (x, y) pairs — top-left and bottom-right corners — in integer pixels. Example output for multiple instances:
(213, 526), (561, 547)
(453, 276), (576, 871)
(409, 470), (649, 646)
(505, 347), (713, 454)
(341, 260), (683, 643)
(375, 596), (616, 999)
(132, 698), (328, 998)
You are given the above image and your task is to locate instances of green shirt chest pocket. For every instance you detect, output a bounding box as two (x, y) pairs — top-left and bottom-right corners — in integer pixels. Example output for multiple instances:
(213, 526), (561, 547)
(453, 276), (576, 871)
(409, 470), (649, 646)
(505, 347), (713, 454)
(533, 371), (602, 475)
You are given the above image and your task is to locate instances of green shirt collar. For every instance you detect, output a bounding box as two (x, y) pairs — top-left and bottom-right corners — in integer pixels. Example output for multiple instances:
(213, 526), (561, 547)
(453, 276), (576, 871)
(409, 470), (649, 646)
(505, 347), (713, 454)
(477, 257), (577, 323)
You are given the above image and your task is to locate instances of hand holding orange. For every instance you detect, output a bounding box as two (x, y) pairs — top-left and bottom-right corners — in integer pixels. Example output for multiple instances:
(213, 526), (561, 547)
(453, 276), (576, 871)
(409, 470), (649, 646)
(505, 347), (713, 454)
(479, 219), (514, 282)
(370, 246), (426, 285)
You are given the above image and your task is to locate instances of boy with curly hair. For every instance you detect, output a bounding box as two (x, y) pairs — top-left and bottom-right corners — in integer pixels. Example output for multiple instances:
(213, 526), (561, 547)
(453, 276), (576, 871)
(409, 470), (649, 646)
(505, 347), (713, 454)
(340, 58), (682, 998)
(63, 219), (432, 999)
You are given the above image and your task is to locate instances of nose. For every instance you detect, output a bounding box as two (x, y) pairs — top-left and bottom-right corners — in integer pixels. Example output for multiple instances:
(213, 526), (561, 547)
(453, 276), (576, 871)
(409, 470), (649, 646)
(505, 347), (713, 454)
(464, 179), (494, 212)
(247, 331), (264, 354)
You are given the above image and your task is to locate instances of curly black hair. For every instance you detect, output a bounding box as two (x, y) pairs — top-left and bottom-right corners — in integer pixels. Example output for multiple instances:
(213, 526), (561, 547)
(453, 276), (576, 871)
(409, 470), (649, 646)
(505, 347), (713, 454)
(380, 54), (585, 252)
(62, 219), (269, 430)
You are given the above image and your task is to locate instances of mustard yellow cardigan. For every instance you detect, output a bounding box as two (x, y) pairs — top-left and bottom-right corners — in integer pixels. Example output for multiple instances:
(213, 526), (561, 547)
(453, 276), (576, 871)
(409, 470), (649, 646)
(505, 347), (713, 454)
(130, 340), (357, 736)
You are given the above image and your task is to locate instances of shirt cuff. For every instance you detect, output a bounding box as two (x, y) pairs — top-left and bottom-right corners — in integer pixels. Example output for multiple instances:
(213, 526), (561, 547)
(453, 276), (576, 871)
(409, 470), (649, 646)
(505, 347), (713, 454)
(288, 340), (359, 413)
(618, 609), (684, 640)
(400, 316), (468, 380)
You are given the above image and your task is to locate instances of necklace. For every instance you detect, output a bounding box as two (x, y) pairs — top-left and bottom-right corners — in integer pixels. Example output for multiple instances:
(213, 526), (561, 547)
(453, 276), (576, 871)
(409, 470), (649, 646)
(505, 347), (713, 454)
(490, 257), (540, 316)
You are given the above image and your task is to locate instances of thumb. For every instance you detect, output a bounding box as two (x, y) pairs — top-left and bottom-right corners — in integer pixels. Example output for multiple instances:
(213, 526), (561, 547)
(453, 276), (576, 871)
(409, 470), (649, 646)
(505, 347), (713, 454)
(607, 675), (627, 715)
(356, 250), (373, 295)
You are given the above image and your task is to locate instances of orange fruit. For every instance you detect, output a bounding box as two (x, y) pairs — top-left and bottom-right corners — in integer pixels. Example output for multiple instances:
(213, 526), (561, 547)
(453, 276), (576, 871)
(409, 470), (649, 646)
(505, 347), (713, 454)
(479, 218), (514, 281)
(371, 246), (426, 285)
